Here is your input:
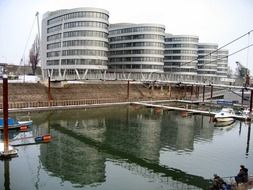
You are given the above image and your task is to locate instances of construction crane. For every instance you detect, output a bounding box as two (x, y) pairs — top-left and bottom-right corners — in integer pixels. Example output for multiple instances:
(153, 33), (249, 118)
(17, 12), (40, 81)
(236, 61), (250, 86)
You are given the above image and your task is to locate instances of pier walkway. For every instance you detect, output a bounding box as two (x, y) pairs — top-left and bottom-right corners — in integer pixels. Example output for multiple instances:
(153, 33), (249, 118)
(131, 101), (251, 121)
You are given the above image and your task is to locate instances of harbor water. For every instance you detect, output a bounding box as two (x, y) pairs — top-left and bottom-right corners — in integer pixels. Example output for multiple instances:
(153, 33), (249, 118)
(0, 106), (253, 190)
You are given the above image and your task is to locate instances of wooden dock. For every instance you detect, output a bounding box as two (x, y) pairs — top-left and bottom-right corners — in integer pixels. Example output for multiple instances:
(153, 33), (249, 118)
(132, 102), (251, 121)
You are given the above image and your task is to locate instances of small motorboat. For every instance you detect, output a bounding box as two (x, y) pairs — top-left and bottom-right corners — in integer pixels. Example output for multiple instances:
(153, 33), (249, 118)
(0, 117), (33, 130)
(214, 108), (235, 122)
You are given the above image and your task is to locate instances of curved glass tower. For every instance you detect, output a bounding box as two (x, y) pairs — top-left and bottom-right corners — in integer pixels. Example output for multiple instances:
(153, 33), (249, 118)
(164, 34), (199, 75)
(197, 43), (218, 77)
(41, 8), (109, 80)
(108, 23), (165, 73)
(217, 49), (228, 78)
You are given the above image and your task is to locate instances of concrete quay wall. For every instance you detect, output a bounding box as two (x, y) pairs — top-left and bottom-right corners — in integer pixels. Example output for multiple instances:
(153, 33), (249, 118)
(0, 81), (200, 112)
(0, 82), (189, 102)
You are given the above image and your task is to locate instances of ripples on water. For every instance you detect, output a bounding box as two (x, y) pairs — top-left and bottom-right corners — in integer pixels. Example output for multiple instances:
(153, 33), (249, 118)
(0, 106), (253, 190)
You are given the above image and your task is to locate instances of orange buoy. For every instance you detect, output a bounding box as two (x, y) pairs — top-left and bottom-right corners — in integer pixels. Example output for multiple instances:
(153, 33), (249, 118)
(42, 134), (52, 141)
(20, 125), (28, 131)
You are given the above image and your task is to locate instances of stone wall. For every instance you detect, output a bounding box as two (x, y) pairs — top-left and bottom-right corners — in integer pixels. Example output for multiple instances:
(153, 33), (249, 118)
(0, 82), (185, 103)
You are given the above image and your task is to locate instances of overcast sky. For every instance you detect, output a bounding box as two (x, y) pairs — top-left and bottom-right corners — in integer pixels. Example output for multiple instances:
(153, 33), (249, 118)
(0, 0), (252, 73)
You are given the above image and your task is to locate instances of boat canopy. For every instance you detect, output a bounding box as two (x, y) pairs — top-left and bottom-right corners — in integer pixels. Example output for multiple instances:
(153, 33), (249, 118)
(0, 118), (17, 126)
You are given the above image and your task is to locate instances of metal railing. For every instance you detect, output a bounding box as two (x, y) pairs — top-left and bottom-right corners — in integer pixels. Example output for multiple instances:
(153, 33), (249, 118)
(0, 97), (160, 110)
(49, 72), (229, 85)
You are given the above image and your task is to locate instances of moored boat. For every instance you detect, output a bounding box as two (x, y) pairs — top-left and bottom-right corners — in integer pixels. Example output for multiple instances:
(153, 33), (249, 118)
(0, 117), (33, 130)
(214, 120), (236, 128)
(214, 108), (235, 123)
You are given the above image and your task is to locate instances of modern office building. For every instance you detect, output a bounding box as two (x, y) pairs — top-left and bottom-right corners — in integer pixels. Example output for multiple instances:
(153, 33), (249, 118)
(197, 43), (218, 77)
(108, 23), (165, 73)
(41, 8), (109, 80)
(164, 34), (199, 75)
(217, 49), (228, 78)
(40, 7), (228, 81)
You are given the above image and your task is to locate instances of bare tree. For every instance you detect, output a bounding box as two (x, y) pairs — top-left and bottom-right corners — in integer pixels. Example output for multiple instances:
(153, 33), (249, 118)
(29, 35), (40, 75)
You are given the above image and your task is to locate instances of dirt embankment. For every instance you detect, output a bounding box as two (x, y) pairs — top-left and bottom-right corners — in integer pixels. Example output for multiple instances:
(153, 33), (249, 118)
(0, 82), (188, 103)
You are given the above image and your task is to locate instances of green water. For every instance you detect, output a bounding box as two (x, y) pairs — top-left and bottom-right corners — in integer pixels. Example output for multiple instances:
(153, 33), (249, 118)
(0, 106), (252, 190)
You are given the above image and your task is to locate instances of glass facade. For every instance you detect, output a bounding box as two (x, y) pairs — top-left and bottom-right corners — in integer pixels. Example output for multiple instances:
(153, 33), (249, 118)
(47, 11), (109, 25)
(41, 8), (109, 80)
(217, 50), (228, 77)
(164, 34), (199, 75)
(197, 43), (218, 77)
(41, 8), (228, 80)
(108, 24), (165, 73)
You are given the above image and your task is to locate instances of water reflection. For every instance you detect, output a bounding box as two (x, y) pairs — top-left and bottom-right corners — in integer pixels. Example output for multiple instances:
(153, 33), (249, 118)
(34, 107), (210, 189)
(1, 106), (253, 190)
(4, 160), (10, 190)
(160, 112), (214, 152)
(40, 129), (106, 187)
(246, 122), (251, 156)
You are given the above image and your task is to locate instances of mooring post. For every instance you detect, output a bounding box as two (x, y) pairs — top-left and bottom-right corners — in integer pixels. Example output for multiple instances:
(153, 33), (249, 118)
(250, 90), (253, 112)
(202, 85), (205, 103)
(150, 81), (154, 97)
(48, 77), (52, 101)
(190, 85), (193, 100)
(169, 83), (172, 99)
(184, 85), (186, 98)
(127, 80), (130, 100)
(3, 74), (9, 153)
(246, 122), (251, 154)
(241, 88), (244, 105)
(196, 86), (199, 99)
(4, 159), (10, 189)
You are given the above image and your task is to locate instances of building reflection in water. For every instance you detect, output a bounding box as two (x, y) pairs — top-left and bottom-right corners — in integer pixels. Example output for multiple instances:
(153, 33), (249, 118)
(160, 111), (214, 152)
(2, 106), (251, 189)
(33, 106), (215, 189)
(104, 107), (161, 163)
(40, 129), (106, 187)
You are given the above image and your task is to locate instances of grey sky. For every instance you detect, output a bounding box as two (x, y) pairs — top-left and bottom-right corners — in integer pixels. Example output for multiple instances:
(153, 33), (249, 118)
(0, 0), (252, 73)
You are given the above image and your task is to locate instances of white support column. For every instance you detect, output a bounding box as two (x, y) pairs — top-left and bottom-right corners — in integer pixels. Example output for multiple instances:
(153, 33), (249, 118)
(75, 69), (80, 80)
(141, 73), (145, 81)
(127, 73), (131, 80)
(82, 69), (88, 79)
(103, 70), (106, 80)
(63, 69), (66, 79)
(122, 72), (126, 80)
(47, 69), (51, 78)
(49, 69), (54, 78)
(148, 72), (152, 81)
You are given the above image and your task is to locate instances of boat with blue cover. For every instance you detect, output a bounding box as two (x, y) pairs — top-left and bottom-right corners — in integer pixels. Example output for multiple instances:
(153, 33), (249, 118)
(0, 117), (33, 130)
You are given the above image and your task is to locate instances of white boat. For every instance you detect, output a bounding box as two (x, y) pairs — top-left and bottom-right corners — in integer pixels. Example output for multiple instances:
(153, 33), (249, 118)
(214, 120), (235, 127)
(214, 108), (235, 122)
